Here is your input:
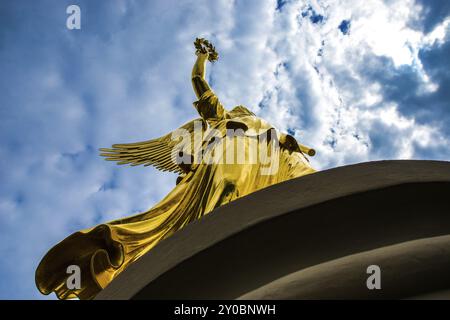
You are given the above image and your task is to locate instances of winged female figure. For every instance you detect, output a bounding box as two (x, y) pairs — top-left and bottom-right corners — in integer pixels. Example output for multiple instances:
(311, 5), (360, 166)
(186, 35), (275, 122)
(35, 38), (316, 299)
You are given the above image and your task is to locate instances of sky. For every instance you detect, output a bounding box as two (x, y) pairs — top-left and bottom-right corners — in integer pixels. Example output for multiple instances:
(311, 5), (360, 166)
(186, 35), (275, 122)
(0, 0), (449, 299)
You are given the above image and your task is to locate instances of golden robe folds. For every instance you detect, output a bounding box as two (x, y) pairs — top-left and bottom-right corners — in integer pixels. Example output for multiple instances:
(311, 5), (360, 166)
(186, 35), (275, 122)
(35, 88), (315, 300)
(36, 43), (316, 299)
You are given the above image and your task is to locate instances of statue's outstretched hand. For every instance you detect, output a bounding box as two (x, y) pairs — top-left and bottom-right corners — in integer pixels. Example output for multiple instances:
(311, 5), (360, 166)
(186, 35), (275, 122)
(195, 51), (209, 60)
(194, 38), (219, 62)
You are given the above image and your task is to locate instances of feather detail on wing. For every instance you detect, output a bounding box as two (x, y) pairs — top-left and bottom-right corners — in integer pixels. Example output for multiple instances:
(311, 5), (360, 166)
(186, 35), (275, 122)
(99, 118), (206, 174)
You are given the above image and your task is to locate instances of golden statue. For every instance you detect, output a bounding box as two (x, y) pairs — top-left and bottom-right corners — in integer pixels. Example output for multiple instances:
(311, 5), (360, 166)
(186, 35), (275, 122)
(35, 38), (316, 299)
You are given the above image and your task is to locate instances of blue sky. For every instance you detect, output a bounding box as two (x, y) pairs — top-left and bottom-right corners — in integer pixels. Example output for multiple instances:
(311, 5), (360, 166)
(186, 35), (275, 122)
(0, 0), (449, 299)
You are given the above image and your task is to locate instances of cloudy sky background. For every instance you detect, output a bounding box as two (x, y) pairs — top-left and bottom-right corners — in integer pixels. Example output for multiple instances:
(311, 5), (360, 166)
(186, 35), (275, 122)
(1, 0), (449, 299)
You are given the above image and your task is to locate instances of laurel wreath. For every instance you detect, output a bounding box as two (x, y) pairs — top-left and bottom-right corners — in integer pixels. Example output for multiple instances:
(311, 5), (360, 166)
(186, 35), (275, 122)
(194, 38), (219, 62)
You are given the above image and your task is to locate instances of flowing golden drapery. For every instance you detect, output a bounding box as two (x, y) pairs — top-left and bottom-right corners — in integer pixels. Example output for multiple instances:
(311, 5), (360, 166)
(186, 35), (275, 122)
(35, 44), (316, 300)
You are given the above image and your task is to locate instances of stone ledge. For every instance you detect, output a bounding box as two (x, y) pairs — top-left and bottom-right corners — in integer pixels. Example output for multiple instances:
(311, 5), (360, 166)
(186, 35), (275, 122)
(95, 160), (450, 300)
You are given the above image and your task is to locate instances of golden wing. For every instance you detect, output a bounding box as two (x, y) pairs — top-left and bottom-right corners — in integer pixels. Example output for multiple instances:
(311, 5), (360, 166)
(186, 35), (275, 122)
(99, 118), (206, 174)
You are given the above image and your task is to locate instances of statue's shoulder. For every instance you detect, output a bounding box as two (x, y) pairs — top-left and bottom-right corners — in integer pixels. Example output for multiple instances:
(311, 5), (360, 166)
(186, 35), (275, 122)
(228, 105), (256, 118)
(224, 106), (274, 136)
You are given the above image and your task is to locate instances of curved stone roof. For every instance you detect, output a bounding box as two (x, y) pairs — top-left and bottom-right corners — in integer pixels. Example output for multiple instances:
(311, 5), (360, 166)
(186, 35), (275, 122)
(96, 160), (450, 299)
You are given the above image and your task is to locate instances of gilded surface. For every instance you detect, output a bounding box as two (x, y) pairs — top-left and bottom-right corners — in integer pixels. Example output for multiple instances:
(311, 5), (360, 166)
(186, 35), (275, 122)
(35, 39), (316, 299)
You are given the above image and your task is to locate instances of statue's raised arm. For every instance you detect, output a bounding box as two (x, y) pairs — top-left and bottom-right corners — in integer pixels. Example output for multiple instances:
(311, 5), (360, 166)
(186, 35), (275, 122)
(191, 38), (218, 99)
(190, 38), (226, 126)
